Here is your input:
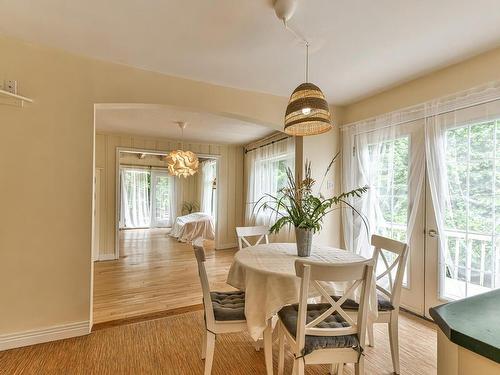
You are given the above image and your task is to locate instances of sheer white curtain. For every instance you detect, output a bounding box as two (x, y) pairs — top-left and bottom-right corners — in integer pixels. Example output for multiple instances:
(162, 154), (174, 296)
(341, 116), (425, 259)
(342, 81), (500, 299)
(245, 136), (295, 241)
(169, 177), (180, 225)
(200, 160), (217, 217)
(425, 84), (500, 298)
(120, 168), (151, 228)
(120, 167), (177, 229)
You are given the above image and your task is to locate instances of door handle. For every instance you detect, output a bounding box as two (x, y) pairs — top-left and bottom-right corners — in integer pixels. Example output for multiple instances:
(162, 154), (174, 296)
(428, 229), (438, 238)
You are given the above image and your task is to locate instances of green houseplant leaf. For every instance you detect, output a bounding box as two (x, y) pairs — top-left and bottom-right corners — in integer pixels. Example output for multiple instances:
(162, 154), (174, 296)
(254, 155), (369, 236)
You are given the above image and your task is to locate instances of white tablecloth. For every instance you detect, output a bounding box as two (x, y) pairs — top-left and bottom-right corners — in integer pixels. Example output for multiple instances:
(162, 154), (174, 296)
(226, 243), (377, 341)
(169, 212), (215, 243)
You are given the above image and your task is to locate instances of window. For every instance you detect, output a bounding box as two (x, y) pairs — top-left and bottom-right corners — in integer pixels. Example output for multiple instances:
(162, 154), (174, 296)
(244, 137), (295, 230)
(257, 155), (291, 196)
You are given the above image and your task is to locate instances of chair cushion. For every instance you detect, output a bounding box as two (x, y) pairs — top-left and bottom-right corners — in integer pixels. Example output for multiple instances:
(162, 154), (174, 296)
(210, 291), (246, 321)
(278, 303), (360, 356)
(332, 293), (395, 311)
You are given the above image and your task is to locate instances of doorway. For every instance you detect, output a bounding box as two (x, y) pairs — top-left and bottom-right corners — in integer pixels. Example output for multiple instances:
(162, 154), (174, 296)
(90, 102), (275, 326)
(114, 148), (220, 258)
(92, 147), (223, 324)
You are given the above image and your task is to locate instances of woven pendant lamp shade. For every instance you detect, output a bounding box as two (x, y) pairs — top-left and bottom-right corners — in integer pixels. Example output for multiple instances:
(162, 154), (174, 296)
(284, 82), (332, 136)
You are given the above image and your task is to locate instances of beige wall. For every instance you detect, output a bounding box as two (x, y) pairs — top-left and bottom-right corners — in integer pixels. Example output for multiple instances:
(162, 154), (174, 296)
(342, 46), (500, 124)
(301, 106), (343, 248)
(95, 133), (241, 257)
(0, 34), (286, 336)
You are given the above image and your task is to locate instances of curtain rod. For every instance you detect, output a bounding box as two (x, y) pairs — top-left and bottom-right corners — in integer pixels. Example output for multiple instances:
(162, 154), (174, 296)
(120, 164), (169, 171)
(342, 96), (500, 137)
(245, 136), (290, 154)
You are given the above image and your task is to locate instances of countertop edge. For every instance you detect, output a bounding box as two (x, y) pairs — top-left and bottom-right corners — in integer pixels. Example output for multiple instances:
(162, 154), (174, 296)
(429, 291), (500, 365)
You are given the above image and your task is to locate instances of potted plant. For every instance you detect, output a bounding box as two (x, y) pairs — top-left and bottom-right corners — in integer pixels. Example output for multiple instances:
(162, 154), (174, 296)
(255, 153), (368, 257)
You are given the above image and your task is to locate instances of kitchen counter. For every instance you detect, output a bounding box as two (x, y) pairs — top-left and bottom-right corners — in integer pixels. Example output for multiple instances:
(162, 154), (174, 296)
(429, 289), (500, 374)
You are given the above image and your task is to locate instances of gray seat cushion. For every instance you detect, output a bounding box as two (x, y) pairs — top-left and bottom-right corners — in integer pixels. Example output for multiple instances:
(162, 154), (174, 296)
(278, 303), (360, 356)
(210, 291), (246, 321)
(332, 293), (394, 311)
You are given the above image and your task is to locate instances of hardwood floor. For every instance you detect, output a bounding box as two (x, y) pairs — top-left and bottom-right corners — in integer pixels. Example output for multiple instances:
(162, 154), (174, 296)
(0, 309), (436, 374)
(93, 228), (236, 324)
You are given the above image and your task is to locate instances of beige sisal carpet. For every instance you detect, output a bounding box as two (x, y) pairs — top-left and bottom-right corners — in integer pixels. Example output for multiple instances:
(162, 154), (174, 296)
(0, 310), (436, 374)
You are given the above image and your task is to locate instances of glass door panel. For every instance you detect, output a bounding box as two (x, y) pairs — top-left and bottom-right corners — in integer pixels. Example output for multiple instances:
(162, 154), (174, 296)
(151, 170), (171, 228)
(425, 115), (500, 315)
(356, 122), (425, 314)
(368, 137), (410, 287)
(439, 120), (499, 299)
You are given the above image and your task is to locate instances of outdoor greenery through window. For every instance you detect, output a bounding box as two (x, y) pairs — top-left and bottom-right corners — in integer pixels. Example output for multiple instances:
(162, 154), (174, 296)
(367, 136), (410, 286)
(444, 119), (500, 298)
(276, 158), (290, 194)
(153, 174), (171, 225)
(368, 137), (410, 243)
(258, 156), (291, 196)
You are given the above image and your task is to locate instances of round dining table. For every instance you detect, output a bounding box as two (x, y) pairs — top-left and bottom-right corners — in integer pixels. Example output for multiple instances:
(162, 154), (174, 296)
(226, 242), (377, 341)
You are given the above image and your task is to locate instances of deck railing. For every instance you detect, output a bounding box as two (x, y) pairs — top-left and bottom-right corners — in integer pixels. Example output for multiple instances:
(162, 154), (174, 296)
(443, 229), (500, 290)
(377, 224), (500, 296)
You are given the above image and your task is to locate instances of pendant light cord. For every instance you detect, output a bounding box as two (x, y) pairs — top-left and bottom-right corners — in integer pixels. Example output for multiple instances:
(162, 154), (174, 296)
(176, 122), (186, 151)
(305, 42), (309, 83)
(283, 21), (310, 83)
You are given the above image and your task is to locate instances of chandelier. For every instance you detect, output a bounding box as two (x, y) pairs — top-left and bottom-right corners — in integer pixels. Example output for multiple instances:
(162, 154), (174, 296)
(166, 122), (199, 178)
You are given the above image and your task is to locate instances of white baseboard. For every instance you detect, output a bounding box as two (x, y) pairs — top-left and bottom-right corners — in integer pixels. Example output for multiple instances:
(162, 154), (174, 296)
(0, 321), (90, 351)
(97, 253), (117, 261)
(216, 243), (238, 250)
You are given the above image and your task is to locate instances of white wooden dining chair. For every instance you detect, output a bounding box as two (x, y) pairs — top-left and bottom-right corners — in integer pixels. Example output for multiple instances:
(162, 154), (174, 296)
(331, 234), (409, 374)
(235, 225), (270, 251)
(369, 234), (409, 375)
(193, 244), (248, 375)
(277, 258), (374, 375)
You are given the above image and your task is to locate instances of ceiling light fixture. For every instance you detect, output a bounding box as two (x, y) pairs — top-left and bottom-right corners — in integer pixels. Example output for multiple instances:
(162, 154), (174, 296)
(166, 122), (199, 178)
(274, 0), (333, 136)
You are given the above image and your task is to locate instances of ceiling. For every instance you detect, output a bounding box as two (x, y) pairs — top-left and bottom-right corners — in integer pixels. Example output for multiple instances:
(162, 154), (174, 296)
(2, 1), (500, 104)
(95, 104), (274, 144)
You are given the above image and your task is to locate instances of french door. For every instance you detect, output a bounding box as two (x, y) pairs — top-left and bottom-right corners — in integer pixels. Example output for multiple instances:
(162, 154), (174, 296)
(150, 170), (172, 228)
(424, 111), (500, 314)
(352, 104), (500, 317)
(354, 120), (426, 314)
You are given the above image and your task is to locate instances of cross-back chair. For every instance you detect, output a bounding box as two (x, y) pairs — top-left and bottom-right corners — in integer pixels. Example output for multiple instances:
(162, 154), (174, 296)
(331, 234), (409, 374)
(277, 258), (375, 375)
(369, 234), (409, 375)
(235, 225), (270, 250)
(193, 244), (248, 374)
